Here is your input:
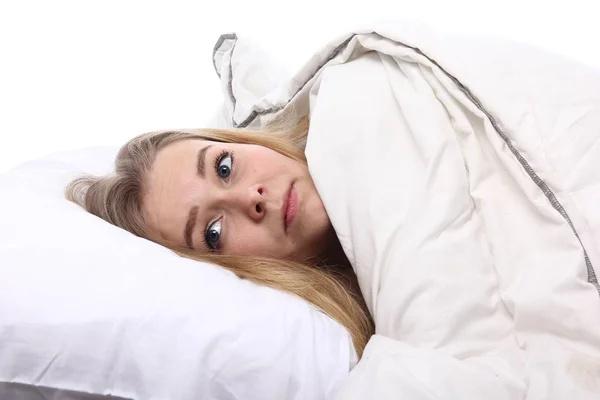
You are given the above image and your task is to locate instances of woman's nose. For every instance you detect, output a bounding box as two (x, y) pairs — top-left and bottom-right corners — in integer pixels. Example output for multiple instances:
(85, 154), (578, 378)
(248, 185), (266, 221)
(225, 184), (265, 222)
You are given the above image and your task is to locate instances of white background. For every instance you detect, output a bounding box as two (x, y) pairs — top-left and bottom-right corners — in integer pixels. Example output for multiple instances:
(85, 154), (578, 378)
(1, 0), (599, 172)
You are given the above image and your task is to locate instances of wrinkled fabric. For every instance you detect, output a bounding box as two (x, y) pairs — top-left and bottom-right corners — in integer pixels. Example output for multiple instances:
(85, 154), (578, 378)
(301, 24), (600, 399)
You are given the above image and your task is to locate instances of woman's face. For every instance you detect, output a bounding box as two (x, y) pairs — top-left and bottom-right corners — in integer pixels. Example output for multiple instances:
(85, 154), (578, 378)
(143, 139), (335, 262)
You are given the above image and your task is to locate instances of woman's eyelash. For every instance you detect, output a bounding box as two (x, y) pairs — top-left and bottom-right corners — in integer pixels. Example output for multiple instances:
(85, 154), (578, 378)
(199, 230), (210, 249)
(214, 150), (227, 171)
(213, 150), (234, 173)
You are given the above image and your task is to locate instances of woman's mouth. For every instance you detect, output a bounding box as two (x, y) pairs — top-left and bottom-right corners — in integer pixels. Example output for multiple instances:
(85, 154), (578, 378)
(282, 185), (298, 233)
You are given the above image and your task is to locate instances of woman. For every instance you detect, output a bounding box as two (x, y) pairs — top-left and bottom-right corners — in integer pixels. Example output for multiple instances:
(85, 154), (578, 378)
(66, 117), (374, 357)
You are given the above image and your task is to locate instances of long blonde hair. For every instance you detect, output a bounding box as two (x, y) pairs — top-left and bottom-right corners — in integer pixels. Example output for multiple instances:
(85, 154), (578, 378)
(65, 117), (374, 357)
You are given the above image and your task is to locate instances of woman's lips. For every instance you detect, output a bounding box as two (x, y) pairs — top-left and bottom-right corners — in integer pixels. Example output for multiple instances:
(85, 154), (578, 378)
(282, 185), (298, 233)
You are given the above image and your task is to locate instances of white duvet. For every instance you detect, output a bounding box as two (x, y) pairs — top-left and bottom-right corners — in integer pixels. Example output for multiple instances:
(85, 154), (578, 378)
(216, 22), (600, 399)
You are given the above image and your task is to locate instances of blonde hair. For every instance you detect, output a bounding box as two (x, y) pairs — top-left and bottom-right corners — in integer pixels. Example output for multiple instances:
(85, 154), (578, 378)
(65, 117), (374, 357)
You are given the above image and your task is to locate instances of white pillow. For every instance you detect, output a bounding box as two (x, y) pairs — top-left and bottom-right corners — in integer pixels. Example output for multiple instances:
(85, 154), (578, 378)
(0, 32), (353, 399)
(0, 147), (353, 400)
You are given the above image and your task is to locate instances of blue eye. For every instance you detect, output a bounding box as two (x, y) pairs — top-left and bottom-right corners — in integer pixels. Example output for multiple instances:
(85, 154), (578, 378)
(215, 151), (233, 179)
(204, 220), (222, 250)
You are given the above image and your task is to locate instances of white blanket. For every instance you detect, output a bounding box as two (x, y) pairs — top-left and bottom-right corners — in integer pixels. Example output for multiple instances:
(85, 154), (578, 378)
(215, 22), (600, 399)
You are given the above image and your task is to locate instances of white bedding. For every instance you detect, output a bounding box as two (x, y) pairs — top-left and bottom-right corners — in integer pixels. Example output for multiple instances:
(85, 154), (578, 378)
(2, 20), (598, 400)
(215, 22), (600, 399)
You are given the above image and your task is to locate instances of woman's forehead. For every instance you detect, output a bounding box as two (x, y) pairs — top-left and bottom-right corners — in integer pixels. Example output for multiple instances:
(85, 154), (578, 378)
(143, 140), (213, 245)
(156, 138), (213, 161)
(148, 139), (214, 193)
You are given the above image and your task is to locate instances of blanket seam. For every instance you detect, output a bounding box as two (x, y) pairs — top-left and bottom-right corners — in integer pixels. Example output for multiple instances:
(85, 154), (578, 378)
(212, 33), (237, 79)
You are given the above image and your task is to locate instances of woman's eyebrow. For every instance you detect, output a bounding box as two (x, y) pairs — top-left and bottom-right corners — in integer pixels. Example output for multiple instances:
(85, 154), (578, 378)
(196, 145), (213, 178)
(184, 205), (199, 249)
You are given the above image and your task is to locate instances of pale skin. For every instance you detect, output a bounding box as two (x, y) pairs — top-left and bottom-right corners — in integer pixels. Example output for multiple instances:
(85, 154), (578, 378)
(143, 139), (340, 263)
